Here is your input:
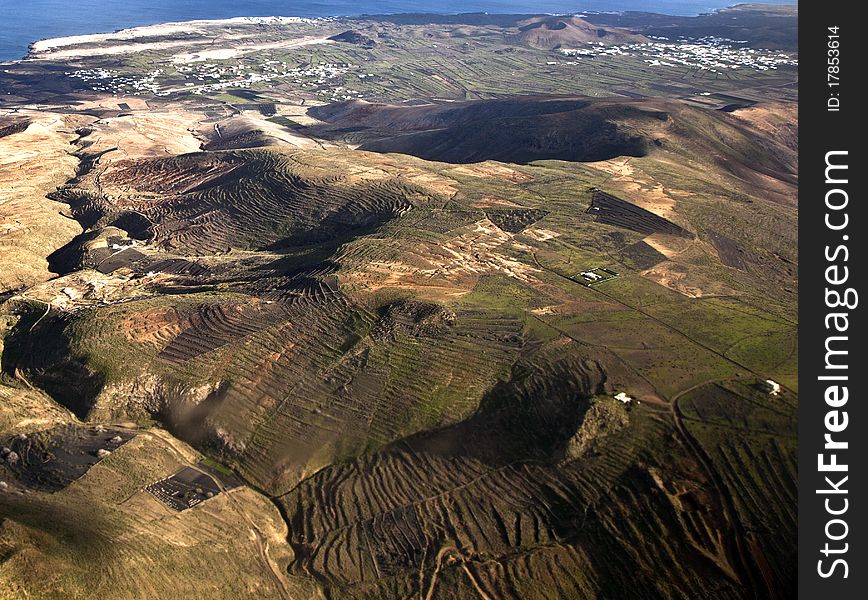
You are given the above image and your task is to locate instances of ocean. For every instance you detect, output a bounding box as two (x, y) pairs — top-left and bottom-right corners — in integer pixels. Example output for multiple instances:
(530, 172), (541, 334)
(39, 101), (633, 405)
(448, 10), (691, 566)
(0, 0), (797, 62)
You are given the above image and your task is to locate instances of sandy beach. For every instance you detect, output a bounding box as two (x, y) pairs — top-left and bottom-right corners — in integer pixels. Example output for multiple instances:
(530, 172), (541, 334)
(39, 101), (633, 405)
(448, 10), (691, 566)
(28, 16), (323, 58)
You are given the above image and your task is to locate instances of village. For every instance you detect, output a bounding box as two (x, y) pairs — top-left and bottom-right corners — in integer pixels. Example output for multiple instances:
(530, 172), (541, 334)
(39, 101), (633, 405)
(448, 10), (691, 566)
(560, 36), (797, 74)
(65, 60), (367, 100)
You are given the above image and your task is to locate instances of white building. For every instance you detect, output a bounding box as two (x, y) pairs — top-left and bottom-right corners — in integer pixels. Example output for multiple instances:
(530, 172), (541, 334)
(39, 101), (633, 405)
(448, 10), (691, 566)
(614, 392), (632, 404)
(760, 379), (781, 395)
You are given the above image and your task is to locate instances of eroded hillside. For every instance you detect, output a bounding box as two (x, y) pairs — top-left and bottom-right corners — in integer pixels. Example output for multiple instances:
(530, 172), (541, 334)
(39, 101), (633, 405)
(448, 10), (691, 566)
(0, 8), (797, 600)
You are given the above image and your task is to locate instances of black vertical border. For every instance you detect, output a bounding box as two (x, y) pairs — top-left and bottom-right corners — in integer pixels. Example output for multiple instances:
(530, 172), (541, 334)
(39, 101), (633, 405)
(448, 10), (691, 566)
(799, 1), (864, 597)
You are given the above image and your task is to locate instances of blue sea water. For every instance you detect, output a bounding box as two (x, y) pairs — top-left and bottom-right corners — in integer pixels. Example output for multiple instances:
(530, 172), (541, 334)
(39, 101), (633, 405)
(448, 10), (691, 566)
(0, 0), (797, 62)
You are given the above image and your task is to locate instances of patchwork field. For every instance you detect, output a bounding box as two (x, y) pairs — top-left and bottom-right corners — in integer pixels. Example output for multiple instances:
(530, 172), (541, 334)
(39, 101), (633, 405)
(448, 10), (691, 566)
(0, 5), (797, 599)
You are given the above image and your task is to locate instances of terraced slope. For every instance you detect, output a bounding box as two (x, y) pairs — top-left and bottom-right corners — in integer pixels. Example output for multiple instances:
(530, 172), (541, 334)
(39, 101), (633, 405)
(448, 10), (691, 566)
(0, 88), (797, 599)
(678, 382), (797, 598)
(280, 345), (749, 599)
(52, 149), (431, 258)
(0, 419), (304, 599)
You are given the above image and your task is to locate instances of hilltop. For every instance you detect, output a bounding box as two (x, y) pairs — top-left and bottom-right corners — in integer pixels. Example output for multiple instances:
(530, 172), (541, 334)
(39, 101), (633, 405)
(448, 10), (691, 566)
(511, 15), (647, 48)
(308, 96), (797, 203)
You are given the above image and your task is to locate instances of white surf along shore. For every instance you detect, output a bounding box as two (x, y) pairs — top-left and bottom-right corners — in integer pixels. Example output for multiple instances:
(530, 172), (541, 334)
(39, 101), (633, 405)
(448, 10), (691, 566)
(28, 16), (331, 60)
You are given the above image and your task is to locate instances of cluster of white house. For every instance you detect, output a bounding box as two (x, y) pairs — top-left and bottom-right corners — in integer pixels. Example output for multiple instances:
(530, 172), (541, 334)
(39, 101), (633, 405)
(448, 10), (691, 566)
(560, 38), (797, 74)
(65, 61), (365, 99)
(66, 67), (170, 96)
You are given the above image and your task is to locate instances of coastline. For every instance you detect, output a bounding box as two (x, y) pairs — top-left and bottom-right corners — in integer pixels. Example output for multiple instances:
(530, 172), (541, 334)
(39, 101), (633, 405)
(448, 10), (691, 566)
(26, 16), (325, 59)
(9, 2), (797, 62)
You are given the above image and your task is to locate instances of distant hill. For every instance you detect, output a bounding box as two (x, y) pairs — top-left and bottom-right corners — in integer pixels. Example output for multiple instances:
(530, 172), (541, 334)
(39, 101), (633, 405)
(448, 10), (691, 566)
(510, 15), (647, 48)
(310, 97), (652, 164)
(582, 4), (798, 50)
(328, 29), (377, 48)
(308, 96), (796, 202)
